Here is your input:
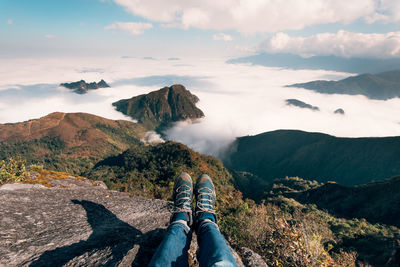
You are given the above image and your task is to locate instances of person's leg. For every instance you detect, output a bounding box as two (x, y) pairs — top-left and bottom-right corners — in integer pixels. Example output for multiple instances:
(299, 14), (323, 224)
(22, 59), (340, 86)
(148, 220), (192, 267)
(194, 174), (237, 267)
(148, 172), (194, 267)
(197, 219), (237, 267)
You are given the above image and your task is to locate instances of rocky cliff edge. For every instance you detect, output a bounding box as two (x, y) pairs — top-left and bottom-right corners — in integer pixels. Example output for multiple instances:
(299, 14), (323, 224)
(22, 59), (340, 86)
(0, 176), (265, 266)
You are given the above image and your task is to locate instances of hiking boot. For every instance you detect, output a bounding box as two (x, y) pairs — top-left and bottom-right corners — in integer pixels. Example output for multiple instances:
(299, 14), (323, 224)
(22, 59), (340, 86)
(194, 174), (217, 226)
(171, 172), (193, 226)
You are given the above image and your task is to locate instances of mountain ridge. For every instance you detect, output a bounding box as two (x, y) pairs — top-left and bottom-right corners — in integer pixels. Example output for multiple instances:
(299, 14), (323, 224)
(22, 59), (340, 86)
(227, 53), (400, 73)
(285, 99), (319, 111)
(0, 112), (146, 173)
(226, 129), (400, 186)
(0, 112), (145, 148)
(60, 79), (110, 94)
(287, 70), (400, 100)
(286, 175), (400, 228)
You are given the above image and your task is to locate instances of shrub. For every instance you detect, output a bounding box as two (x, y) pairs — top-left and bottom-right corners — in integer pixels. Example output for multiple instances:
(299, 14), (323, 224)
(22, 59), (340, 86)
(29, 164), (44, 171)
(0, 157), (28, 185)
(220, 200), (335, 266)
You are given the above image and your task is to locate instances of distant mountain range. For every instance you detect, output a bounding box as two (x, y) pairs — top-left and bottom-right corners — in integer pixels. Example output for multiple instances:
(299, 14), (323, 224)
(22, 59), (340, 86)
(112, 84), (204, 131)
(227, 53), (400, 74)
(226, 129), (400, 186)
(288, 70), (400, 100)
(285, 99), (319, 111)
(60, 79), (110, 94)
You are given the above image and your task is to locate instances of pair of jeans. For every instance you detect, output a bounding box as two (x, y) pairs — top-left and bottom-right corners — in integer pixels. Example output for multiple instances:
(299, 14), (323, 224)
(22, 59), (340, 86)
(148, 220), (237, 267)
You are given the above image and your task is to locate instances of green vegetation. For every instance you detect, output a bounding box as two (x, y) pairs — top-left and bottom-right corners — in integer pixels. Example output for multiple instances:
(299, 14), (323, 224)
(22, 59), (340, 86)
(283, 176), (400, 228)
(231, 171), (269, 202)
(218, 174), (400, 266)
(278, 197), (400, 266)
(2, 144), (400, 265)
(0, 136), (96, 174)
(266, 177), (400, 266)
(82, 142), (400, 266)
(82, 142), (339, 266)
(112, 84), (204, 131)
(221, 199), (338, 266)
(0, 157), (28, 185)
(2, 112), (399, 266)
(0, 136), (65, 159)
(227, 129), (400, 186)
(93, 123), (142, 147)
(0, 157), (97, 187)
(221, 189), (400, 266)
(85, 141), (234, 201)
(0, 113), (146, 175)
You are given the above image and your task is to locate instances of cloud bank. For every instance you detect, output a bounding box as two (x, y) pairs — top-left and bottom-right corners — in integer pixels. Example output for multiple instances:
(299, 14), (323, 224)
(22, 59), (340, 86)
(259, 31), (400, 58)
(0, 57), (399, 158)
(367, 0), (400, 23)
(113, 0), (400, 34)
(105, 22), (153, 35)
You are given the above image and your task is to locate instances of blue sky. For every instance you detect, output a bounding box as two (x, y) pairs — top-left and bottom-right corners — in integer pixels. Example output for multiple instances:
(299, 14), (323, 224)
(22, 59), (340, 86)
(1, 0), (400, 58)
(0, 0), (253, 57)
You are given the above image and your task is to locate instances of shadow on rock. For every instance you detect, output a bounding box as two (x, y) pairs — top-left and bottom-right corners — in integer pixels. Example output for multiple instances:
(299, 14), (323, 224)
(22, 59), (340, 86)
(30, 200), (166, 267)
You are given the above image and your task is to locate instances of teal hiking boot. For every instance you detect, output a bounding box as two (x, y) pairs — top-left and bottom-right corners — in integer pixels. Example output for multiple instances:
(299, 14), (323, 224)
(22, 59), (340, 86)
(194, 174), (217, 226)
(171, 172), (193, 226)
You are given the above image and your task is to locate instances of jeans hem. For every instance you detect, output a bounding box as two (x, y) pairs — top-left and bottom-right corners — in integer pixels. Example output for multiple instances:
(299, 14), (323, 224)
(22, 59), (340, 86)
(197, 219), (219, 233)
(170, 220), (191, 233)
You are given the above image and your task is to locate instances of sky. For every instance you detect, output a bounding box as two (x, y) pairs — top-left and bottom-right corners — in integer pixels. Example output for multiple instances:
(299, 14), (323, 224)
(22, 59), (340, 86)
(1, 0), (400, 58)
(1, 0), (400, 156)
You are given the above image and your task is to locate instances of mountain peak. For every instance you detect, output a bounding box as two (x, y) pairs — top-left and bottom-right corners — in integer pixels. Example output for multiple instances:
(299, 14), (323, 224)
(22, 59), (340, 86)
(60, 80), (110, 94)
(112, 84), (204, 131)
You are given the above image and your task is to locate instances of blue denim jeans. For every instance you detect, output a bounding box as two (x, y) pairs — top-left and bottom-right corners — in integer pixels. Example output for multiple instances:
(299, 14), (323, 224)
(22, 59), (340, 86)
(148, 220), (237, 267)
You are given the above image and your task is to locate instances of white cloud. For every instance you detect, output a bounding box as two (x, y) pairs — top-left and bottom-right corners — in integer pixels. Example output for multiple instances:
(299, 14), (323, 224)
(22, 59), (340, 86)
(258, 30), (400, 58)
(45, 34), (57, 39)
(213, 33), (233, 41)
(7, 19), (13, 25)
(367, 0), (400, 23)
(1, 57), (399, 158)
(104, 22), (153, 35)
(140, 131), (165, 144)
(112, 0), (381, 34)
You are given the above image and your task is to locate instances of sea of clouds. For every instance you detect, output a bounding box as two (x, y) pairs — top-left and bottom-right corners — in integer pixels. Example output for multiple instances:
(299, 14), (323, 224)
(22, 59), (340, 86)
(0, 57), (399, 157)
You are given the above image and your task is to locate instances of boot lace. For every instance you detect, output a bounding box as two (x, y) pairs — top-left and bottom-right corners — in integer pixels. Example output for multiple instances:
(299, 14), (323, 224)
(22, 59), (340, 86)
(173, 184), (192, 213)
(196, 187), (216, 215)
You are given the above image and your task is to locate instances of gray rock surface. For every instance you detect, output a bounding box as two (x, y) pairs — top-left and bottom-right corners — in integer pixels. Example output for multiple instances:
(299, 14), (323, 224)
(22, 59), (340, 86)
(241, 248), (268, 267)
(0, 182), (246, 266)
